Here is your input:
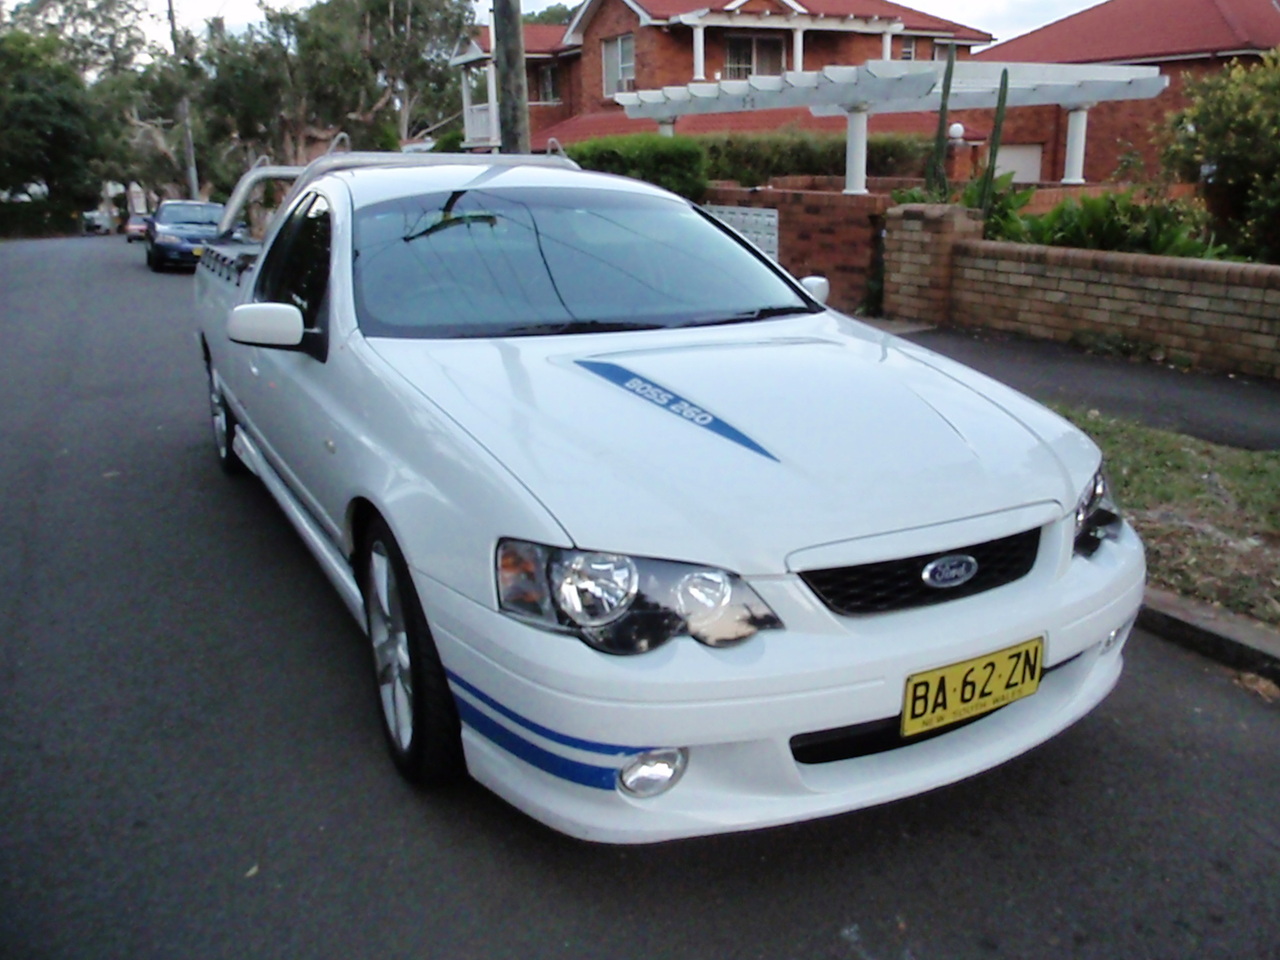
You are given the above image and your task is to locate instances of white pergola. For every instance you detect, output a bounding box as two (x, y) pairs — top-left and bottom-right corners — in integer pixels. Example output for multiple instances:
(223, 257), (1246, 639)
(615, 61), (1168, 193)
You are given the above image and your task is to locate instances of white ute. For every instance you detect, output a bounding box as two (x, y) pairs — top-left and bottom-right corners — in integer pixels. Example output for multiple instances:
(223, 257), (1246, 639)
(196, 153), (1145, 843)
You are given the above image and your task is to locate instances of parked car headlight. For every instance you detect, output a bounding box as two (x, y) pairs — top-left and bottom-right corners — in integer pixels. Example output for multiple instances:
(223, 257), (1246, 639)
(1074, 468), (1122, 557)
(496, 539), (783, 655)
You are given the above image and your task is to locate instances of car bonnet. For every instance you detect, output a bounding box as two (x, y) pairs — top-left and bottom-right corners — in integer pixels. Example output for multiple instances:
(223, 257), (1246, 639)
(366, 314), (1096, 574)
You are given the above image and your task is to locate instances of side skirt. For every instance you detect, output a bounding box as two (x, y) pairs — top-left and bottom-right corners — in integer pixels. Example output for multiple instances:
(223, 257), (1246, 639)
(232, 428), (366, 631)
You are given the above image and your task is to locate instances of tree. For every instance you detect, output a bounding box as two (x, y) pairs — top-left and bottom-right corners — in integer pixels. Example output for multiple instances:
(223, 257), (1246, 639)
(323, 0), (473, 141)
(0, 30), (99, 206)
(6, 0), (151, 77)
(200, 5), (394, 169)
(524, 3), (576, 25)
(1164, 50), (1280, 263)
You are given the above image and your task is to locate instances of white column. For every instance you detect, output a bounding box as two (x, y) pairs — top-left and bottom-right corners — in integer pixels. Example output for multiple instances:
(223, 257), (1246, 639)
(1062, 106), (1090, 184)
(693, 25), (706, 80)
(844, 108), (869, 195)
(461, 65), (473, 113)
(791, 28), (805, 72)
(881, 30), (892, 60)
(485, 63), (499, 147)
(658, 120), (676, 137)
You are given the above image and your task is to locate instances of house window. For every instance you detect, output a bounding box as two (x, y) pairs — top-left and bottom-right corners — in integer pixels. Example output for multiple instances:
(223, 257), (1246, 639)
(603, 34), (635, 95)
(899, 37), (916, 61)
(934, 41), (955, 61)
(724, 36), (784, 80)
(538, 63), (560, 103)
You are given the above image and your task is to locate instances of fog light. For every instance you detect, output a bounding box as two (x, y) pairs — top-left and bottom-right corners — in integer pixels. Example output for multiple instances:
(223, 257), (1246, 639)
(618, 748), (688, 798)
(1101, 625), (1126, 653)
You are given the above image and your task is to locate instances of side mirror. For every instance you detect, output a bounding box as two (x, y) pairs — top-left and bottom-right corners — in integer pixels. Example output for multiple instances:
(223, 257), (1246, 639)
(800, 276), (830, 305)
(228, 302), (304, 347)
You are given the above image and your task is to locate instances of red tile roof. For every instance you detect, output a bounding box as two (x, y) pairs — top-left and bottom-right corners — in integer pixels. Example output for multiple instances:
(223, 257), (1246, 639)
(637, 0), (991, 42)
(473, 24), (573, 56)
(530, 106), (953, 150)
(977, 0), (1280, 63)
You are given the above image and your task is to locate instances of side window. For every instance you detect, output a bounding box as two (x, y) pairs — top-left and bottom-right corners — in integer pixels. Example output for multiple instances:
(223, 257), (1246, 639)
(256, 193), (332, 330)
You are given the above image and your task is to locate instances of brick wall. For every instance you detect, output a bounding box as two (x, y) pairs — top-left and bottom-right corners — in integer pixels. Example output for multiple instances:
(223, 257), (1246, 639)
(881, 204), (984, 325)
(882, 204), (1280, 379)
(580, 0), (640, 112)
(705, 184), (890, 312)
(952, 57), (1247, 184)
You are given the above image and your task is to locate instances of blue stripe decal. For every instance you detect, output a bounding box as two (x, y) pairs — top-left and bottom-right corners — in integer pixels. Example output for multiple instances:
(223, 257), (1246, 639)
(454, 698), (619, 790)
(575, 360), (779, 462)
(446, 669), (650, 756)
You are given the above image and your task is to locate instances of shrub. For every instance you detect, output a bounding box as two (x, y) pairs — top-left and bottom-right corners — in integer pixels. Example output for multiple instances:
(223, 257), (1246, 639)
(891, 171), (1033, 241)
(567, 134), (707, 201)
(1022, 191), (1225, 258)
(1162, 49), (1280, 263)
(697, 131), (928, 186)
(432, 129), (465, 153)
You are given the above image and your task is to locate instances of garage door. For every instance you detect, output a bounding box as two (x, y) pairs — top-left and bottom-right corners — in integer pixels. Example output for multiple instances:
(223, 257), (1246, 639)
(997, 145), (1044, 183)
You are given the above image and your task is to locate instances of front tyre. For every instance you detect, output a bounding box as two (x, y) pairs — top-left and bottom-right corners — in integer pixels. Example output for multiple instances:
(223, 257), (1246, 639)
(361, 517), (465, 786)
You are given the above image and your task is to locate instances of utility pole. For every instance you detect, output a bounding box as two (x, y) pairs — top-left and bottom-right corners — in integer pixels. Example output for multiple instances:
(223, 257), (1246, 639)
(491, 0), (530, 153)
(166, 0), (201, 199)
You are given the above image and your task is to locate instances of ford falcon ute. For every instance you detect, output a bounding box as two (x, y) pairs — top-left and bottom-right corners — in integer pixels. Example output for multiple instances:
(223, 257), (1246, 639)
(194, 153), (1145, 843)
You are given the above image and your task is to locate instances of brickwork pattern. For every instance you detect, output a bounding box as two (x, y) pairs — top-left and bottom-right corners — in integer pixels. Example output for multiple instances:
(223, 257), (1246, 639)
(951, 58), (1238, 184)
(882, 204), (984, 326)
(947, 242), (1280, 378)
(883, 205), (1280, 379)
(704, 185), (890, 312)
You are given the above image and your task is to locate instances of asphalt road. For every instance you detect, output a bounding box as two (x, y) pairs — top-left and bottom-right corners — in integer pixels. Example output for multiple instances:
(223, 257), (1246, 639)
(904, 326), (1280, 452)
(2, 236), (1278, 960)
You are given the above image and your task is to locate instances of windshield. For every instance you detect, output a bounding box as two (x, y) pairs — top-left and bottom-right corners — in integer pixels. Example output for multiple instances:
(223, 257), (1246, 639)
(352, 187), (816, 339)
(155, 202), (223, 226)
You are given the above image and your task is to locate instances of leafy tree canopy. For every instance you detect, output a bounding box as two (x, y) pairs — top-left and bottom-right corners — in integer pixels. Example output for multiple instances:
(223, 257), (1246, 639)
(524, 3), (577, 25)
(6, 0), (151, 77)
(0, 30), (99, 205)
(1164, 49), (1280, 263)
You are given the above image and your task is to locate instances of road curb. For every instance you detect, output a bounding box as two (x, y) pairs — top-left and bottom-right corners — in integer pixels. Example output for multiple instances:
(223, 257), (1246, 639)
(1139, 587), (1280, 683)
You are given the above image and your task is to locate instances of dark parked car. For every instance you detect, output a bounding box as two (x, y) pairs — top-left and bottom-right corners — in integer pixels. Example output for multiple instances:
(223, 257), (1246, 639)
(145, 200), (224, 271)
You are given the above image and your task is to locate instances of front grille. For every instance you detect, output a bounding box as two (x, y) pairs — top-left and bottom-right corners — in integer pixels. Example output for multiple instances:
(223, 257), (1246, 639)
(798, 527), (1041, 616)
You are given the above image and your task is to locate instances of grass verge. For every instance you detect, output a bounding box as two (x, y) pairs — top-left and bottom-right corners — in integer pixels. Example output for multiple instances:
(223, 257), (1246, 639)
(1055, 406), (1280, 628)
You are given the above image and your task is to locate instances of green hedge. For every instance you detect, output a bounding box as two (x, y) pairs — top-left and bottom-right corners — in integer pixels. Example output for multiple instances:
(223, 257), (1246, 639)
(567, 134), (708, 201)
(0, 200), (81, 238)
(698, 132), (929, 187)
(566, 131), (931, 197)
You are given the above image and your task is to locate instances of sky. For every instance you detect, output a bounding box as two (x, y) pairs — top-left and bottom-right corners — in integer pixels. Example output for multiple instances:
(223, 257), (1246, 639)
(150, 0), (1104, 49)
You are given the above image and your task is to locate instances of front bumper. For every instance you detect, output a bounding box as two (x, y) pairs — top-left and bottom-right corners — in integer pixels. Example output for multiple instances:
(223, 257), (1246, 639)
(153, 240), (206, 265)
(416, 522), (1145, 843)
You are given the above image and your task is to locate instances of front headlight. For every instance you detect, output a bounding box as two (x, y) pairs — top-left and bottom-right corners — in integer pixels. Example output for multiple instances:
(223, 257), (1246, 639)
(496, 539), (783, 655)
(156, 232), (181, 245)
(1074, 468), (1122, 556)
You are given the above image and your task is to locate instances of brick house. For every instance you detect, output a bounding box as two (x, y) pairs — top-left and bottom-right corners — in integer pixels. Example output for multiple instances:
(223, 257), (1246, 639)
(969, 0), (1280, 183)
(452, 0), (991, 149)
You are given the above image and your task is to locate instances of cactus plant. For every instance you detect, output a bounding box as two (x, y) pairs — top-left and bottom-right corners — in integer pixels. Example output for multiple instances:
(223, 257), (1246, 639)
(925, 44), (956, 198)
(977, 68), (1010, 218)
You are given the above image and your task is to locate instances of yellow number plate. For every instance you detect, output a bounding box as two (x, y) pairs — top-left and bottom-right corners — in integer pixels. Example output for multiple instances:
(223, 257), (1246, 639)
(901, 637), (1044, 738)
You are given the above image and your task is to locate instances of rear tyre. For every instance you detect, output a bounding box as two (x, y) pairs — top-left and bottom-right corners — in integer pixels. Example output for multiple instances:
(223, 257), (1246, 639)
(360, 517), (465, 786)
(208, 368), (246, 475)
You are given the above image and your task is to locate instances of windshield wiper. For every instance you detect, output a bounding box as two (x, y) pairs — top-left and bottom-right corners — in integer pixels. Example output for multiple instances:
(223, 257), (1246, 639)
(676, 305), (816, 328)
(403, 212), (498, 243)
(495, 319), (665, 337)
